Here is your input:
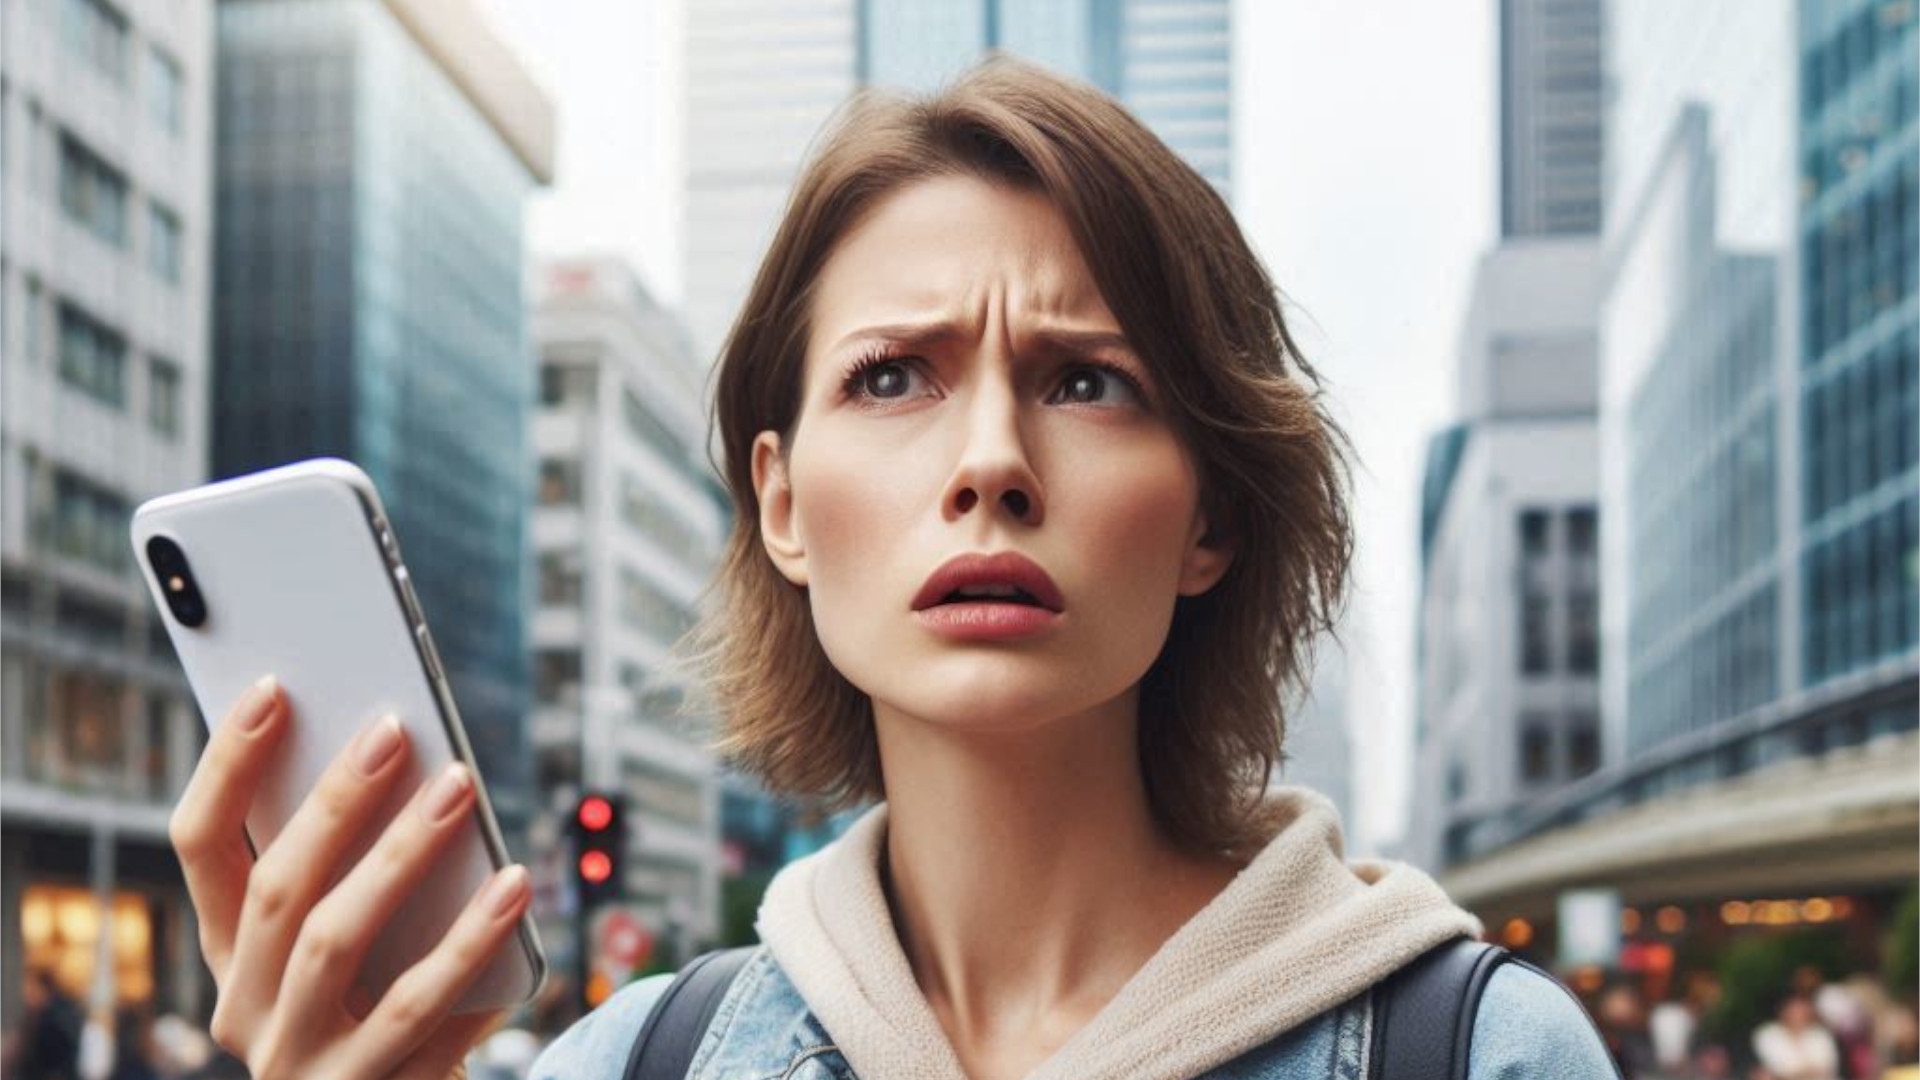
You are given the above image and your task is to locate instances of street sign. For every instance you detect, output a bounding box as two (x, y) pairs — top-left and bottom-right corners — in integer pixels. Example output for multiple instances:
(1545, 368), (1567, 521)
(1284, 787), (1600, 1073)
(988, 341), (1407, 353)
(1558, 887), (1622, 969)
(599, 908), (655, 969)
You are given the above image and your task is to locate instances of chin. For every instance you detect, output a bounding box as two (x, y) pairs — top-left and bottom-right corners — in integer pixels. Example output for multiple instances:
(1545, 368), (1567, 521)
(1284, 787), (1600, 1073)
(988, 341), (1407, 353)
(866, 672), (1134, 736)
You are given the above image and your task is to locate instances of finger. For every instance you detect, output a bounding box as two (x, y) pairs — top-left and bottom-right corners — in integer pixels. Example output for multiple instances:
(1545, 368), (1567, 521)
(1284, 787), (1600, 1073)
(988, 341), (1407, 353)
(388, 1008), (504, 1080)
(220, 714), (413, 1031)
(168, 674), (286, 979)
(351, 865), (531, 1075)
(279, 762), (478, 1009)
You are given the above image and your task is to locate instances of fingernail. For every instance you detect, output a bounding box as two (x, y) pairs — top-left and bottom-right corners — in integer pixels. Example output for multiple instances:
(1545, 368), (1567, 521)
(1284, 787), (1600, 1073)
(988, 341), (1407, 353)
(235, 676), (279, 732)
(421, 764), (472, 823)
(484, 865), (529, 917)
(352, 715), (403, 777)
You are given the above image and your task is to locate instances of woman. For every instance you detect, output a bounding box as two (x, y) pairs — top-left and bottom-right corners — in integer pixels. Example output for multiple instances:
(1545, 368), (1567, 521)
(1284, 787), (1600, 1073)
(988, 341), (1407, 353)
(168, 58), (1618, 1080)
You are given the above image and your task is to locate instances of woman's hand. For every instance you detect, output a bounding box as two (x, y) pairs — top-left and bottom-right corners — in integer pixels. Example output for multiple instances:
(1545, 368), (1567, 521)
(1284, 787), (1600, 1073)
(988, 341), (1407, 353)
(169, 675), (532, 1080)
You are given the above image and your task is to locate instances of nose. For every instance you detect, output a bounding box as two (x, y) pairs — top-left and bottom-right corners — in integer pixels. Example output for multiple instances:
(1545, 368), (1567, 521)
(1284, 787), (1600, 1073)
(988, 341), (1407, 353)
(943, 370), (1044, 527)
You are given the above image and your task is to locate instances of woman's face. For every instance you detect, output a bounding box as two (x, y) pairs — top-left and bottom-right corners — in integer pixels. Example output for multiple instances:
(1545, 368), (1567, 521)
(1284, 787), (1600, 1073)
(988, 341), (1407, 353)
(752, 174), (1233, 734)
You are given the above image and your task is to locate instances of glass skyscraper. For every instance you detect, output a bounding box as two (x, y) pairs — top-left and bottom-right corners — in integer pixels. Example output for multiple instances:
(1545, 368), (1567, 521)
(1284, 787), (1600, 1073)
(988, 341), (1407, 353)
(857, 0), (1229, 193)
(685, 0), (1231, 360)
(1497, 0), (1604, 237)
(212, 0), (554, 837)
(1600, 0), (1915, 780)
(1797, 0), (1917, 691)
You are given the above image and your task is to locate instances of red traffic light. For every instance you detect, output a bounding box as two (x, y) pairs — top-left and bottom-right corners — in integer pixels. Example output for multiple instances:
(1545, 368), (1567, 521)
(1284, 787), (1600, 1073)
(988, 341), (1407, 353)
(578, 796), (614, 832)
(579, 850), (613, 884)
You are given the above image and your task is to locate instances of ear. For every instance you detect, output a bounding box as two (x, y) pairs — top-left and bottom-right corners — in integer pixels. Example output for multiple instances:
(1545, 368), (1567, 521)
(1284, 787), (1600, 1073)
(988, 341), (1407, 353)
(752, 431), (809, 588)
(1176, 501), (1235, 597)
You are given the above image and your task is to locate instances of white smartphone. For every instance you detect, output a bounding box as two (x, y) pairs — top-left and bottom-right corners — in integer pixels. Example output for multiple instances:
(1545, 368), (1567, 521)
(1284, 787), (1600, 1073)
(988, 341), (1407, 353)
(130, 457), (546, 1015)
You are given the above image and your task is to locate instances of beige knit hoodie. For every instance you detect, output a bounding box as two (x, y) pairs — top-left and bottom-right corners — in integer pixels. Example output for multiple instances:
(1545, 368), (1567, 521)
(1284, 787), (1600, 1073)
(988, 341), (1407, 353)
(756, 786), (1482, 1080)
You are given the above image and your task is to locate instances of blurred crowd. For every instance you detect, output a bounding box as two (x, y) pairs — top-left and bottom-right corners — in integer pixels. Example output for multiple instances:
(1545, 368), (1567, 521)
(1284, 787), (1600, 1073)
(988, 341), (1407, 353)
(1589, 966), (1920, 1080)
(0, 965), (580, 1080)
(7, 960), (1919, 1079)
(1, 970), (246, 1080)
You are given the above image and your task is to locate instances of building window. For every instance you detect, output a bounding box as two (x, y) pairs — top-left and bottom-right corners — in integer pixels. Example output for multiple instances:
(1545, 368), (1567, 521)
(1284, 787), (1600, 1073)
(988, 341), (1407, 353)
(1520, 717), (1553, 783)
(538, 458), (581, 506)
(57, 302), (126, 407)
(619, 473), (705, 567)
(22, 277), (43, 364)
(1566, 591), (1599, 674)
(1519, 508), (1551, 555)
(1567, 713), (1599, 778)
(61, 0), (129, 85)
(148, 356), (180, 436)
(147, 200), (181, 282)
(623, 387), (684, 463)
(143, 693), (174, 799)
(1520, 592), (1552, 675)
(535, 649), (581, 706)
(538, 550), (582, 606)
(539, 359), (596, 408)
(144, 45), (183, 136)
(47, 468), (132, 573)
(58, 133), (126, 246)
(1565, 506), (1596, 555)
(619, 566), (691, 646)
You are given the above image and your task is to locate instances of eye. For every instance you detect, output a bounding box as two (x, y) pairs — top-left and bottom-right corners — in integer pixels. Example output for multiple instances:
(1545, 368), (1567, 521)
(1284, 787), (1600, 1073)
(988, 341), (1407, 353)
(1049, 362), (1146, 408)
(841, 350), (925, 404)
(858, 361), (912, 398)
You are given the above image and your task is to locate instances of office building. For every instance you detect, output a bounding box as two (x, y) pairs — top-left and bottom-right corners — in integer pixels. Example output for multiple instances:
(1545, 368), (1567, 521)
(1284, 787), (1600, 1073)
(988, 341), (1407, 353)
(1410, 239), (1605, 870)
(1498, 0), (1604, 236)
(684, 0), (1231, 360)
(1, 0), (217, 1022)
(1432, 1), (1915, 957)
(211, 0), (554, 839)
(527, 256), (728, 963)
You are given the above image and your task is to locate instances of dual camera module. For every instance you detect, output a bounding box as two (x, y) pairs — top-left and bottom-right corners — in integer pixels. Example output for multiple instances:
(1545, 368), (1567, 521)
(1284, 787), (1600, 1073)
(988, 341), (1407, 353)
(146, 535), (208, 628)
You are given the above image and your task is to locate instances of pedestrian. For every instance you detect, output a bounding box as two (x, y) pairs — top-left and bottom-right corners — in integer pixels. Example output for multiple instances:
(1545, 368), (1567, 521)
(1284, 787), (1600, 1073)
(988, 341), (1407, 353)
(1879, 999), (1919, 1080)
(105, 1007), (161, 1080)
(1598, 983), (1658, 1078)
(1651, 987), (1700, 1075)
(165, 55), (1624, 1080)
(1754, 992), (1843, 1080)
(15, 969), (84, 1080)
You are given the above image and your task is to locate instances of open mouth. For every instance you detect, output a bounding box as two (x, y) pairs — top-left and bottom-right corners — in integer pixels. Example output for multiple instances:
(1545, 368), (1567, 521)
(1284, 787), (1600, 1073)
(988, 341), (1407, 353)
(913, 551), (1066, 614)
(936, 587), (1047, 607)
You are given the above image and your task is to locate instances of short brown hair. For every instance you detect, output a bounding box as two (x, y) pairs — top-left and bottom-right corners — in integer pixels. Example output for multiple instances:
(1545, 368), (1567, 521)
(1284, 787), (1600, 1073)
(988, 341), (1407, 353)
(677, 56), (1351, 856)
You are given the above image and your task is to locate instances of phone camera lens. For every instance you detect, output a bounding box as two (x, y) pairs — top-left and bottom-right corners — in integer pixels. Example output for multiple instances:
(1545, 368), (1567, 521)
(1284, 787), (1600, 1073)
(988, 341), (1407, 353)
(146, 536), (209, 628)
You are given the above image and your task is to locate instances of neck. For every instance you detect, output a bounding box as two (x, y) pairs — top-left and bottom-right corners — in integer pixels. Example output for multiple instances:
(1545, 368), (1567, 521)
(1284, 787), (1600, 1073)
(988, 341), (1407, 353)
(873, 689), (1240, 1052)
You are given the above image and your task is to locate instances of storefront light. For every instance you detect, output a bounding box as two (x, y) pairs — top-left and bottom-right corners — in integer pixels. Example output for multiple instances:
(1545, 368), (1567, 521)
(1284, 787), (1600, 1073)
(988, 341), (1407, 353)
(1721, 900), (1752, 924)
(56, 895), (100, 944)
(1656, 905), (1686, 934)
(22, 892), (55, 948)
(21, 886), (159, 1005)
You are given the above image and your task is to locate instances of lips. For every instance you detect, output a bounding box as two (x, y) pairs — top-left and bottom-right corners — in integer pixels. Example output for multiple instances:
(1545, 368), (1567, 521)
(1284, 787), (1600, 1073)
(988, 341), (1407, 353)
(912, 551), (1066, 613)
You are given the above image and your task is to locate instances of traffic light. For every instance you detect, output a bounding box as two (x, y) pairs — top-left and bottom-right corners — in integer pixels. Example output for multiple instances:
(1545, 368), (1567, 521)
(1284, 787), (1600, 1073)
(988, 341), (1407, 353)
(571, 791), (626, 909)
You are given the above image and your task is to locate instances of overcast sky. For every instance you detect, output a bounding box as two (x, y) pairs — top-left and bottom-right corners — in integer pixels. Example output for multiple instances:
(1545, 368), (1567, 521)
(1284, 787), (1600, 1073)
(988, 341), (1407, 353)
(478, 0), (1499, 856)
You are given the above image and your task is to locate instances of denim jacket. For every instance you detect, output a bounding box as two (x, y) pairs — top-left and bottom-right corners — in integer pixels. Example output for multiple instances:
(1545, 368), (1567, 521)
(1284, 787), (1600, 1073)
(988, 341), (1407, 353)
(529, 946), (1619, 1080)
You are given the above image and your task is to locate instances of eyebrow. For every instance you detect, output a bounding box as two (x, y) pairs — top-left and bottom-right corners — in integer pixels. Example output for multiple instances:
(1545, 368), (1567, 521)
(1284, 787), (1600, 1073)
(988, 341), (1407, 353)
(830, 320), (1140, 360)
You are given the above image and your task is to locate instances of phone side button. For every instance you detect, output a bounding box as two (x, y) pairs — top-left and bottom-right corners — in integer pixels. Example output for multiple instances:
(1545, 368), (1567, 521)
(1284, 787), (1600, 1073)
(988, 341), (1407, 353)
(395, 567), (424, 626)
(373, 516), (400, 566)
(415, 626), (446, 684)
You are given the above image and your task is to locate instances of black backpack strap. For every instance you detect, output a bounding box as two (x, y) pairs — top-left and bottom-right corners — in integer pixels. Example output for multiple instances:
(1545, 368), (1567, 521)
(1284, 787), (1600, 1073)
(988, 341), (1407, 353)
(621, 946), (758, 1080)
(1367, 937), (1509, 1080)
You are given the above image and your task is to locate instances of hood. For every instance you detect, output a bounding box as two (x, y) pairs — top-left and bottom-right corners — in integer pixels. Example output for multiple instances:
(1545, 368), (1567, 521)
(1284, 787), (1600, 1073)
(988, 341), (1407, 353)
(756, 786), (1481, 1080)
